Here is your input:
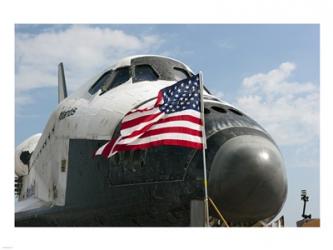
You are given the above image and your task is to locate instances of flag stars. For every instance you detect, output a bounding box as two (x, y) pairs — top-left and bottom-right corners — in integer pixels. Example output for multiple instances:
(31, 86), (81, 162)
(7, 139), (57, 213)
(159, 74), (201, 114)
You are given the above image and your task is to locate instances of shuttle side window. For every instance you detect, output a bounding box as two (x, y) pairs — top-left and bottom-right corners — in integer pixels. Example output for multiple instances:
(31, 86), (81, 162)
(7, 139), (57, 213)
(88, 70), (112, 95)
(173, 67), (190, 81)
(133, 64), (159, 83)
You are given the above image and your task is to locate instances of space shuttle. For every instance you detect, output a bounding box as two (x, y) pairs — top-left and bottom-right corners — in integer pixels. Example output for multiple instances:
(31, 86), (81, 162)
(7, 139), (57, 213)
(15, 55), (287, 226)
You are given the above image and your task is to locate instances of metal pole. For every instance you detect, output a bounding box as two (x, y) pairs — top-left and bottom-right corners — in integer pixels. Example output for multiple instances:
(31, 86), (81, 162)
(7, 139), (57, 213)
(208, 197), (229, 227)
(199, 72), (210, 227)
(302, 199), (307, 218)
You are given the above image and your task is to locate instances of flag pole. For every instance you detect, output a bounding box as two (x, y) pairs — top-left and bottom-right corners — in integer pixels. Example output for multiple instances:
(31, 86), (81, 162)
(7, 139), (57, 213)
(199, 71), (210, 227)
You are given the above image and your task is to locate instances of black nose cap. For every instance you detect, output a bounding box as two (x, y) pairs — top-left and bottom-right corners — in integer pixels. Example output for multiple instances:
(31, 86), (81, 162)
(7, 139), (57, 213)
(208, 135), (287, 226)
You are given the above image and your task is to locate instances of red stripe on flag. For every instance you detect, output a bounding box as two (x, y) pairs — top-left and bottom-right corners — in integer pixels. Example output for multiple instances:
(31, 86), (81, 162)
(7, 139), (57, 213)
(100, 138), (117, 158)
(121, 111), (162, 130)
(155, 90), (163, 106)
(156, 115), (202, 126)
(138, 127), (202, 138)
(113, 139), (203, 152)
(121, 114), (201, 140)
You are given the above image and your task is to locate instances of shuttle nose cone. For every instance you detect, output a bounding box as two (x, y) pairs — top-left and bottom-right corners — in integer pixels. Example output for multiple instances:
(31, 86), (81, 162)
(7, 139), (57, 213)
(208, 134), (287, 226)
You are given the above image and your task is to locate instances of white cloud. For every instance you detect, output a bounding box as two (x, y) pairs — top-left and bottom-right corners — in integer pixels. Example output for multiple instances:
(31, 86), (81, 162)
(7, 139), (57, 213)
(15, 25), (163, 105)
(236, 62), (319, 146)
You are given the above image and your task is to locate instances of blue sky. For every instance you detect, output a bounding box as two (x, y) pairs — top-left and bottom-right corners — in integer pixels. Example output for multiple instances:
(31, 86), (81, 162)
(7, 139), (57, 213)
(15, 24), (320, 226)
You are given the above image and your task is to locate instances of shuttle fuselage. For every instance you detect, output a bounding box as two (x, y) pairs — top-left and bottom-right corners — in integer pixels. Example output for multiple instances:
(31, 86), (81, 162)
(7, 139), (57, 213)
(15, 55), (287, 226)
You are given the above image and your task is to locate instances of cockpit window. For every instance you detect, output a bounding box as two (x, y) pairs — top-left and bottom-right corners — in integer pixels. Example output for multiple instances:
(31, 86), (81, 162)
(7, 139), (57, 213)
(133, 64), (159, 83)
(131, 56), (193, 82)
(110, 67), (130, 88)
(88, 70), (112, 95)
(101, 66), (130, 93)
(173, 67), (190, 81)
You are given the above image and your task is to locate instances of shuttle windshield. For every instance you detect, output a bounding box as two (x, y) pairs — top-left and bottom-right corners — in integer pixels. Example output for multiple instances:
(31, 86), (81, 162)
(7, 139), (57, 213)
(89, 67), (131, 95)
(88, 70), (113, 95)
(108, 67), (130, 89)
(133, 64), (159, 82)
(89, 56), (196, 95)
(131, 56), (193, 83)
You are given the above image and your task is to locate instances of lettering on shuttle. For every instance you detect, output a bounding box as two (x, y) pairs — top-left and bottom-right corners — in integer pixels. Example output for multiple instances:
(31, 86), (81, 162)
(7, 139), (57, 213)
(59, 107), (77, 120)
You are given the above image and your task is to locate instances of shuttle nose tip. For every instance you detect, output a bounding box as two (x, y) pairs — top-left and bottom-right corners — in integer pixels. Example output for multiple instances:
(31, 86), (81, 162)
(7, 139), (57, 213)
(208, 135), (287, 226)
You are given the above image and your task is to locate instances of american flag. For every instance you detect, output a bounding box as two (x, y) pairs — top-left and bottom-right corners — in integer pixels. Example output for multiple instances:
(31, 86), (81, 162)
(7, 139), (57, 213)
(95, 74), (204, 158)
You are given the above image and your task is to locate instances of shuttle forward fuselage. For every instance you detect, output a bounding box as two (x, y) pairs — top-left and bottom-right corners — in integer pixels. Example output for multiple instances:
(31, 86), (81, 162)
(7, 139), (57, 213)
(15, 55), (287, 226)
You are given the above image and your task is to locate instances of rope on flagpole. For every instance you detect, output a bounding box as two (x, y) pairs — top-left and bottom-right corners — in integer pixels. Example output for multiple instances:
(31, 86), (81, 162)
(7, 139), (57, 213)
(208, 197), (230, 227)
(199, 71), (210, 227)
